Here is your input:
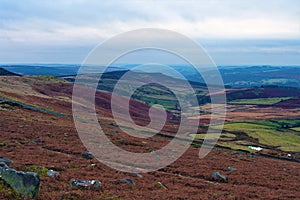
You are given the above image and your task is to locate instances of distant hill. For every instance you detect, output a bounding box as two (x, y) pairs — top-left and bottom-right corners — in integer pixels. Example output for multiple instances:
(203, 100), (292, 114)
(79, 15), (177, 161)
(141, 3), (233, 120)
(0, 68), (21, 76)
(2, 64), (300, 88)
(171, 65), (300, 88)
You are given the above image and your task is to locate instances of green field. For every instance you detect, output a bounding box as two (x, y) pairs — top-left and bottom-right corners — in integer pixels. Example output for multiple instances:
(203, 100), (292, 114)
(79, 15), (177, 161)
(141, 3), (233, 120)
(291, 127), (300, 131)
(229, 97), (290, 105)
(213, 121), (300, 152)
(190, 133), (236, 141)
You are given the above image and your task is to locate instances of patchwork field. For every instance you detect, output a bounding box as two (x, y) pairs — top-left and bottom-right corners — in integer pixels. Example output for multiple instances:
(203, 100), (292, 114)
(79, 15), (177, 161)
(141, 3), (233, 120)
(228, 97), (291, 105)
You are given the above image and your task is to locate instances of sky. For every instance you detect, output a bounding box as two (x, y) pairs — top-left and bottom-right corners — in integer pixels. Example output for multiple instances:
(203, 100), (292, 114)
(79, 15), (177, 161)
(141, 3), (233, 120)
(0, 0), (300, 65)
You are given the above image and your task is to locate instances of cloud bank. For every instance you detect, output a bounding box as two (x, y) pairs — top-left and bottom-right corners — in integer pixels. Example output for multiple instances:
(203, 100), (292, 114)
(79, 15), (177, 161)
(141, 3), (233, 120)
(0, 0), (299, 64)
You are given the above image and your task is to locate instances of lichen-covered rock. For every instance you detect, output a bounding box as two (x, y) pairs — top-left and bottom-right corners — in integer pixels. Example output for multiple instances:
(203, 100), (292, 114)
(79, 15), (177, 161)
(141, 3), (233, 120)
(155, 181), (167, 189)
(130, 172), (142, 178)
(0, 162), (40, 199)
(212, 172), (227, 182)
(82, 152), (95, 159)
(227, 167), (237, 172)
(71, 179), (101, 188)
(118, 178), (135, 185)
(0, 157), (13, 164)
(47, 169), (59, 178)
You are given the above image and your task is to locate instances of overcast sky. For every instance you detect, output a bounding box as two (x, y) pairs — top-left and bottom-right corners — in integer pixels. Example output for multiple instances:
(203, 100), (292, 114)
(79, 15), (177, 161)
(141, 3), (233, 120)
(0, 0), (300, 65)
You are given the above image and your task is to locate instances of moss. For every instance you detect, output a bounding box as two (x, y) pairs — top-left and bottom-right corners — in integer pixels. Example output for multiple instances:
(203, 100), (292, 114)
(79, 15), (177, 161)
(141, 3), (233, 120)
(67, 165), (79, 170)
(25, 166), (48, 177)
(104, 195), (123, 200)
(227, 194), (236, 199)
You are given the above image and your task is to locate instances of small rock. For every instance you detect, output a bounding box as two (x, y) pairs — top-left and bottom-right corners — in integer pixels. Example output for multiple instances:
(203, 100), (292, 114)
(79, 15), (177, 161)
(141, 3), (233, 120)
(47, 169), (59, 178)
(248, 146), (263, 151)
(29, 137), (43, 145)
(283, 168), (287, 172)
(82, 152), (95, 159)
(117, 178), (135, 186)
(130, 172), (142, 178)
(155, 181), (167, 189)
(0, 162), (40, 199)
(35, 137), (43, 143)
(71, 180), (101, 188)
(111, 130), (119, 134)
(212, 172), (227, 182)
(0, 157), (13, 164)
(249, 154), (255, 158)
(119, 138), (126, 144)
(146, 147), (153, 151)
(227, 167), (237, 172)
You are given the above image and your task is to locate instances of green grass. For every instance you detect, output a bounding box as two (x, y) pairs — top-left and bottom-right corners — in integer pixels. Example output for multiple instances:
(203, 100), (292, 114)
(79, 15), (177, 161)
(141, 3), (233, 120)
(271, 119), (300, 127)
(214, 122), (300, 152)
(228, 97), (291, 105)
(218, 141), (255, 152)
(32, 75), (66, 83)
(190, 133), (236, 141)
(24, 166), (48, 177)
(291, 127), (300, 131)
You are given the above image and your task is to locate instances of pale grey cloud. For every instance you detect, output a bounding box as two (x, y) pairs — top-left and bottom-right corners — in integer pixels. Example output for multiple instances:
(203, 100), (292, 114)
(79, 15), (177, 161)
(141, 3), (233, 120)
(0, 0), (299, 64)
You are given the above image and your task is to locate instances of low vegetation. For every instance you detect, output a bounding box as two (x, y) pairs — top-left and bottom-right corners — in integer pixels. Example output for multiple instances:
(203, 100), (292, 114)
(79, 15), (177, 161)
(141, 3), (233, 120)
(228, 97), (291, 105)
(213, 120), (300, 152)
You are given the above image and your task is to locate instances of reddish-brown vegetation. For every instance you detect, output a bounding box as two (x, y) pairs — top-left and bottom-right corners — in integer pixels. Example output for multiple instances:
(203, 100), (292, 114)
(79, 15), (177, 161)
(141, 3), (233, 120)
(0, 77), (300, 199)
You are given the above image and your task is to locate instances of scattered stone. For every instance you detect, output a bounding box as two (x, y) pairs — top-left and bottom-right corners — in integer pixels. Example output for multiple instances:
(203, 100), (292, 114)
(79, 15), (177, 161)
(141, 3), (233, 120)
(0, 162), (40, 199)
(0, 157), (13, 164)
(30, 137), (43, 145)
(249, 154), (255, 158)
(119, 138), (127, 144)
(210, 157), (217, 160)
(111, 130), (119, 134)
(155, 181), (167, 189)
(35, 137), (43, 143)
(71, 180), (101, 188)
(117, 178), (135, 186)
(212, 172), (227, 182)
(82, 152), (95, 159)
(47, 169), (59, 178)
(146, 147), (153, 151)
(130, 172), (142, 178)
(248, 146), (263, 151)
(283, 168), (287, 172)
(227, 167), (237, 172)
